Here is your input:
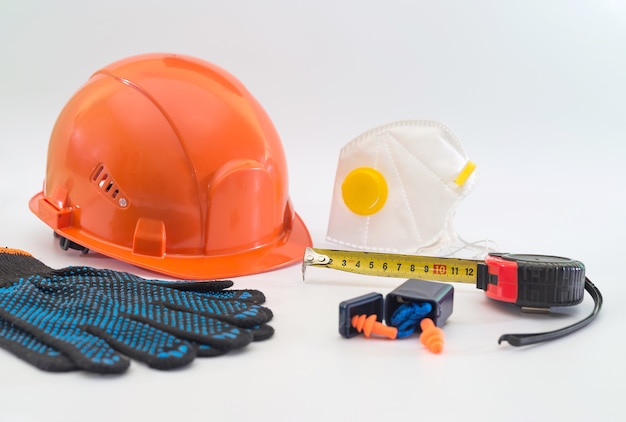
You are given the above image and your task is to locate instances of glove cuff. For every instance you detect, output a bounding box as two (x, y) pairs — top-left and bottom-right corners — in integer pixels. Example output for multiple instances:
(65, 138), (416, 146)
(0, 248), (53, 284)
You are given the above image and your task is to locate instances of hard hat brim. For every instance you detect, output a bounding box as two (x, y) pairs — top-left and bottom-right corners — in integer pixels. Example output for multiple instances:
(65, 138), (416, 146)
(29, 192), (312, 280)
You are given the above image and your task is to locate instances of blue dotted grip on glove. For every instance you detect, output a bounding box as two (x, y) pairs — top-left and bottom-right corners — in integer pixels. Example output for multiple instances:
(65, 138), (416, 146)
(0, 248), (274, 373)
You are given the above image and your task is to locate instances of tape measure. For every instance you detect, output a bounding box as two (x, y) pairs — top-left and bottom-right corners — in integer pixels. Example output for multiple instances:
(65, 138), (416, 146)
(303, 247), (603, 345)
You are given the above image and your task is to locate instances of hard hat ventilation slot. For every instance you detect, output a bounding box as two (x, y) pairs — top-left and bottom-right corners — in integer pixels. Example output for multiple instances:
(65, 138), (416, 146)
(90, 163), (128, 208)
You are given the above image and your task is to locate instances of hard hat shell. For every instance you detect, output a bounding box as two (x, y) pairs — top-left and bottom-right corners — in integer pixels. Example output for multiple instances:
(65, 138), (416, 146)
(29, 53), (311, 279)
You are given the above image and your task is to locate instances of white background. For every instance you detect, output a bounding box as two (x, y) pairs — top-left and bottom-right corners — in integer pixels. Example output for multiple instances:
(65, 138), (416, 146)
(1, 1), (625, 421)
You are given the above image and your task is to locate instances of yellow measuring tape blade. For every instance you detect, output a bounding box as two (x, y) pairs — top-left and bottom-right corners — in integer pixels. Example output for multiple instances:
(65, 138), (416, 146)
(303, 247), (479, 284)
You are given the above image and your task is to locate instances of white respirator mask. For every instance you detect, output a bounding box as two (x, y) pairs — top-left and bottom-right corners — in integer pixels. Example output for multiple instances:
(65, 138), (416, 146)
(326, 120), (481, 256)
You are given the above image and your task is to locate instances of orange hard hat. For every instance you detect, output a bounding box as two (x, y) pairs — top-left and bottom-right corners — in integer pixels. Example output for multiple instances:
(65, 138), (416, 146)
(29, 53), (312, 279)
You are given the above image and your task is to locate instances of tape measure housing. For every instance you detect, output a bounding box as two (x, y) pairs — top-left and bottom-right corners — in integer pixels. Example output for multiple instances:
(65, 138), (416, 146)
(485, 253), (586, 308)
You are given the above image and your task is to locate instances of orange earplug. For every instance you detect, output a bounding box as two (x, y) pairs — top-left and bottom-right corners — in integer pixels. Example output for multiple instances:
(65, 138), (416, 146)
(351, 314), (398, 339)
(419, 318), (445, 354)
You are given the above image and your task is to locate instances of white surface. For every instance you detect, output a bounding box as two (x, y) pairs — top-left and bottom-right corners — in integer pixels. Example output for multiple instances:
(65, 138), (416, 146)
(1, 1), (625, 421)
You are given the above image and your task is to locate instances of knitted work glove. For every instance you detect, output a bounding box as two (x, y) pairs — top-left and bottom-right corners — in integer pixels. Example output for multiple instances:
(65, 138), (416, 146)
(0, 248), (273, 373)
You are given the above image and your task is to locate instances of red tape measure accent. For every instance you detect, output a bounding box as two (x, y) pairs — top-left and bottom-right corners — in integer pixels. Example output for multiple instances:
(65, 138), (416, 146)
(484, 255), (519, 304)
